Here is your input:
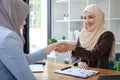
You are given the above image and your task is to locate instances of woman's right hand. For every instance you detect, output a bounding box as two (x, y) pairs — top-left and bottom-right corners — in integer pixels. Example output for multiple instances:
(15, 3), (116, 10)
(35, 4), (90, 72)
(78, 62), (89, 70)
(55, 42), (69, 53)
(55, 42), (76, 53)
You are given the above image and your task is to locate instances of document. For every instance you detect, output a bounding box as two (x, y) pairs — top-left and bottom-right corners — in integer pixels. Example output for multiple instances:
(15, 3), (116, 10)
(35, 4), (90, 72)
(29, 64), (44, 72)
(55, 67), (99, 78)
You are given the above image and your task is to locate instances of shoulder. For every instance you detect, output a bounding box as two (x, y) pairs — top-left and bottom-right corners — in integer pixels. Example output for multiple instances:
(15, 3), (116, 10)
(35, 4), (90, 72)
(98, 31), (115, 43)
(100, 31), (114, 39)
(0, 27), (17, 38)
(0, 27), (22, 47)
(0, 26), (20, 39)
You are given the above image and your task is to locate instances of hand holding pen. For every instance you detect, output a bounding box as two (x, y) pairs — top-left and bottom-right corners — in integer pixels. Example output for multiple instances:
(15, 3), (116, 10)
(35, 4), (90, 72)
(60, 58), (81, 71)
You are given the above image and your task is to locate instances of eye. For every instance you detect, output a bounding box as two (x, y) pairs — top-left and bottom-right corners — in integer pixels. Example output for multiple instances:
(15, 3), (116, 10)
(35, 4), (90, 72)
(83, 16), (86, 19)
(89, 16), (94, 19)
(88, 15), (95, 19)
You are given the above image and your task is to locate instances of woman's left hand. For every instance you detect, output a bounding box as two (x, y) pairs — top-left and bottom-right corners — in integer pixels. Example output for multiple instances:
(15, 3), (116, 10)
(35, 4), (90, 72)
(78, 62), (89, 70)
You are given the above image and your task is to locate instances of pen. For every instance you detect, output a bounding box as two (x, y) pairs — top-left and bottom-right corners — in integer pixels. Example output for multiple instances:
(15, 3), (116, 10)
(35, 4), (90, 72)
(72, 58), (82, 65)
(61, 66), (71, 71)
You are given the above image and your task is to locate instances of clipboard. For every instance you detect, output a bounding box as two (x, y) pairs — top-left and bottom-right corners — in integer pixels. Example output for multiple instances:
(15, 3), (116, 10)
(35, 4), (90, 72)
(55, 68), (99, 78)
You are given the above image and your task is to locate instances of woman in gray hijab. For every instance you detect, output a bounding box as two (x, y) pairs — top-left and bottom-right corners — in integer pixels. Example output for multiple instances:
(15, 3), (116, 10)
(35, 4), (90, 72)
(0, 0), (56, 80)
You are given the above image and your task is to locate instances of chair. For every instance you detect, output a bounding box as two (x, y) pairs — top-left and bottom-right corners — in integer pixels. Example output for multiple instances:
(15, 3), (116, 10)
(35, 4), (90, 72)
(108, 53), (120, 70)
(115, 53), (120, 60)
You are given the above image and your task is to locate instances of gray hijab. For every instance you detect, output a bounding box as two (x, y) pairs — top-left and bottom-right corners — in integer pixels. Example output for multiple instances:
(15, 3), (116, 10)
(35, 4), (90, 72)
(0, 0), (29, 43)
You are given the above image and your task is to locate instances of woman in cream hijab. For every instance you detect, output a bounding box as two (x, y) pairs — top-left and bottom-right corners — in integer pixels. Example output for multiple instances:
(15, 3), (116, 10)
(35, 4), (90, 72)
(0, 0), (56, 80)
(56, 4), (115, 69)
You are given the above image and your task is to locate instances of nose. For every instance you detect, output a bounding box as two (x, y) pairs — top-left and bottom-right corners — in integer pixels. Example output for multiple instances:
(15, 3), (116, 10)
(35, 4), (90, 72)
(85, 18), (89, 23)
(23, 21), (26, 26)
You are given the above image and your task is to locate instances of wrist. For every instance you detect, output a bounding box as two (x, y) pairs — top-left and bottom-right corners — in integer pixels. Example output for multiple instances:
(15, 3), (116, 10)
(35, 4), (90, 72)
(68, 44), (76, 51)
(45, 47), (49, 55)
(45, 45), (52, 55)
(45, 44), (56, 54)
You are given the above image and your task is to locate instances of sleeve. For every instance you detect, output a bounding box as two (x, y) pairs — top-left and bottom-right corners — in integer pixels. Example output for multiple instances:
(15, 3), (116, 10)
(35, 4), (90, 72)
(72, 32), (114, 63)
(0, 32), (37, 80)
(25, 48), (47, 64)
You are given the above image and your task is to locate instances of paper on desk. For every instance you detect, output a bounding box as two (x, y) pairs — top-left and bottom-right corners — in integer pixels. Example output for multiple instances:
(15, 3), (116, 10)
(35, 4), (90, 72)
(29, 64), (44, 72)
(55, 68), (99, 78)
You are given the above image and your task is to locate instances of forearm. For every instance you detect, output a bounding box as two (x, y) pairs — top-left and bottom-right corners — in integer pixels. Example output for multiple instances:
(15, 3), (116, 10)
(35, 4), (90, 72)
(26, 48), (47, 64)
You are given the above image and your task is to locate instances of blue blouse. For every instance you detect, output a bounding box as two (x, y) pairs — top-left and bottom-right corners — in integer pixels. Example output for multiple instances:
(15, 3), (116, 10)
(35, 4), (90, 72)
(0, 26), (47, 80)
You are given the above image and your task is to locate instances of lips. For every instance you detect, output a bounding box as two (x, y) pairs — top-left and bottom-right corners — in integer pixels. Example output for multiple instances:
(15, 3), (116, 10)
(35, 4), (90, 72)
(85, 23), (92, 28)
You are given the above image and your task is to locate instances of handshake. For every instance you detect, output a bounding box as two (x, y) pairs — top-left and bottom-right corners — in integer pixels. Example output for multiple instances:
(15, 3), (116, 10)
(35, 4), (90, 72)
(46, 41), (76, 54)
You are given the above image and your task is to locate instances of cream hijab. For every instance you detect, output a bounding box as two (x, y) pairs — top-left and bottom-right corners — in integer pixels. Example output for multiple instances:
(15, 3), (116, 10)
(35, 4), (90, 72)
(0, 0), (29, 43)
(79, 4), (115, 61)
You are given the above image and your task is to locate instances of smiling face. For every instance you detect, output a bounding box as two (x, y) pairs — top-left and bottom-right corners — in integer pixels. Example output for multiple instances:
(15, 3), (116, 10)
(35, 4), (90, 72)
(83, 11), (96, 30)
